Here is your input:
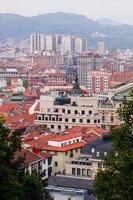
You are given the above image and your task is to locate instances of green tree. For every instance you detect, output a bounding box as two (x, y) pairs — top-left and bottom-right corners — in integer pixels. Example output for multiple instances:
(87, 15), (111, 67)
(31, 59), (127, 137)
(0, 117), (53, 200)
(94, 96), (133, 200)
(23, 79), (29, 88)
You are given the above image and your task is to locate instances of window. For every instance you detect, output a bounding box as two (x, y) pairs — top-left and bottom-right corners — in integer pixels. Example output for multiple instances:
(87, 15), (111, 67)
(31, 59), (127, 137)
(70, 150), (73, 157)
(98, 119), (100, 123)
(102, 116), (105, 122)
(65, 118), (68, 122)
(47, 108), (51, 112)
(55, 109), (58, 112)
(62, 109), (65, 113)
(91, 148), (95, 153)
(79, 119), (83, 123)
(67, 110), (71, 114)
(45, 117), (48, 121)
(96, 152), (100, 157)
(82, 110), (85, 115)
(43, 169), (46, 176)
(51, 125), (54, 129)
(52, 117), (55, 121)
(82, 169), (86, 176)
(94, 119), (97, 123)
(65, 126), (68, 130)
(87, 119), (90, 123)
(87, 169), (91, 177)
(58, 125), (61, 130)
(61, 143), (64, 146)
(111, 116), (114, 123)
(89, 110), (92, 114)
(72, 168), (76, 175)
(75, 110), (78, 114)
(98, 163), (102, 168)
(41, 108), (45, 112)
(104, 152), (107, 156)
(55, 162), (58, 167)
(38, 116), (41, 120)
(72, 118), (76, 122)
(59, 118), (62, 121)
(65, 151), (68, 156)
(72, 101), (77, 106)
(76, 139), (79, 142)
(77, 168), (81, 176)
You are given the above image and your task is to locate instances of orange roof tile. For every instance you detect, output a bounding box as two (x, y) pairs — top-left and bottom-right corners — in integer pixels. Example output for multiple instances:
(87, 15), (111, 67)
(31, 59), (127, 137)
(0, 102), (18, 113)
(49, 132), (81, 142)
(44, 141), (86, 152)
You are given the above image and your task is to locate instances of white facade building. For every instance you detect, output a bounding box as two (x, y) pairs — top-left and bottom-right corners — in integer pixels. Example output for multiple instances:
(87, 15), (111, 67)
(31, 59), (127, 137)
(61, 35), (74, 55)
(34, 92), (101, 132)
(30, 33), (44, 53)
(98, 39), (105, 56)
(45, 34), (56, 51)
(75, 37), (87, 54)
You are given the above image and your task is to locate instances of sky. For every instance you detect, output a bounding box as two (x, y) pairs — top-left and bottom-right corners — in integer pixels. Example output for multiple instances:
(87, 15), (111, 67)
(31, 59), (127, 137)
(0, 0), (133, 25)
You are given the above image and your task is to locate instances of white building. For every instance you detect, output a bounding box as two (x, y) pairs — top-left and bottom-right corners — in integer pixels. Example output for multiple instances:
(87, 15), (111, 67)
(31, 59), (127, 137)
(61, 35), (74, 55)
(45, 34), (56, 51)
(98, 39), (105, 56)
(30, 33), (44, 53)
(75, 37), (87, 54)
(34, 91), (101, 132)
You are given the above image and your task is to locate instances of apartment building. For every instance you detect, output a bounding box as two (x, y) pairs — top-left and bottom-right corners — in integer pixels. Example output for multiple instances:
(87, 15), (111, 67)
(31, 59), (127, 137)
(30, 33), (44, 53)
(14, 148), (52, 180)
(75, 37), (87, 54)
(87, 69), (112, 98)
(61, 35), (74, 55)
(78, 53), (102, 87)
(65, 134), (112, 180)
(30, 33), (87, 55)
(45, 34), (56, 51)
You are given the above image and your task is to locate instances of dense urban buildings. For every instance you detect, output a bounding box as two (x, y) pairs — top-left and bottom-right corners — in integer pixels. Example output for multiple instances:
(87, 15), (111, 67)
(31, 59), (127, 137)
(30, 33), (87, 54)
(1, 29), (133, 200)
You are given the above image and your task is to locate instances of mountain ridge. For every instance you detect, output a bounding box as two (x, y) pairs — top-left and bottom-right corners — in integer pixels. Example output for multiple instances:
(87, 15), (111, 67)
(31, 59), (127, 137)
(0, 12), (133, 48)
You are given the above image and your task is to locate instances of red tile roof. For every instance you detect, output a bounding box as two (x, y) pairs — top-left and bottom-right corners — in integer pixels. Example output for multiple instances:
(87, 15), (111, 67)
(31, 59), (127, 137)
(0, 102), (18, 113)
(49, 132), (81, 142)
(14, 148), (43, 164)
(63, 126), (108, 143)
(44, 141), (86, 152)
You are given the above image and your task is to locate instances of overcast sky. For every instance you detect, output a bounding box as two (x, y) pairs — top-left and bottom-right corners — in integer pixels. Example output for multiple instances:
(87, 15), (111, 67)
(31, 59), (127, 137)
(0, 0), (133, 25)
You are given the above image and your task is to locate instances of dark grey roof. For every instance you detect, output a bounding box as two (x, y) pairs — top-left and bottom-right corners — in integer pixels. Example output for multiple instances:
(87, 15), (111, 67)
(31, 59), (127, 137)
(48, 176), (93, 192)
(82, 135), (112, 159)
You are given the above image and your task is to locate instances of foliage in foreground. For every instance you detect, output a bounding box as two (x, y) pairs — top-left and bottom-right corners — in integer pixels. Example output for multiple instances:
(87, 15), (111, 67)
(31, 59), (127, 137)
(0, 117), (53, 200)
(94, 96), (133, 200)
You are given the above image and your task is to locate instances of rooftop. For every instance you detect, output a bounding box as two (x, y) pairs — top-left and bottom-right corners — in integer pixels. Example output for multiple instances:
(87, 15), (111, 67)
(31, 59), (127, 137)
(48, 176), (94, 192)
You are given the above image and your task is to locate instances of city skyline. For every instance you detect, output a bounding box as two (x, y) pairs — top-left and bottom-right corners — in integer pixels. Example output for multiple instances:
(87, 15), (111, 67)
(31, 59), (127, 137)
(0, 0), (133, 25)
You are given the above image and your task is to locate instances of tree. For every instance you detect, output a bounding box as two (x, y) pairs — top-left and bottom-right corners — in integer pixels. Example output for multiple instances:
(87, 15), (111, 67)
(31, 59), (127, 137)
(94, 96), (133, 200)
(0, 117), (53, 200)
(23, 79), (29, 88)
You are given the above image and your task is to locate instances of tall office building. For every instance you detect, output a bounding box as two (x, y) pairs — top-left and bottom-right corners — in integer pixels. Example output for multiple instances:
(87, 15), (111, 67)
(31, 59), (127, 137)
(98, 39), (105, 56)
(74, 37), (87, 54)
